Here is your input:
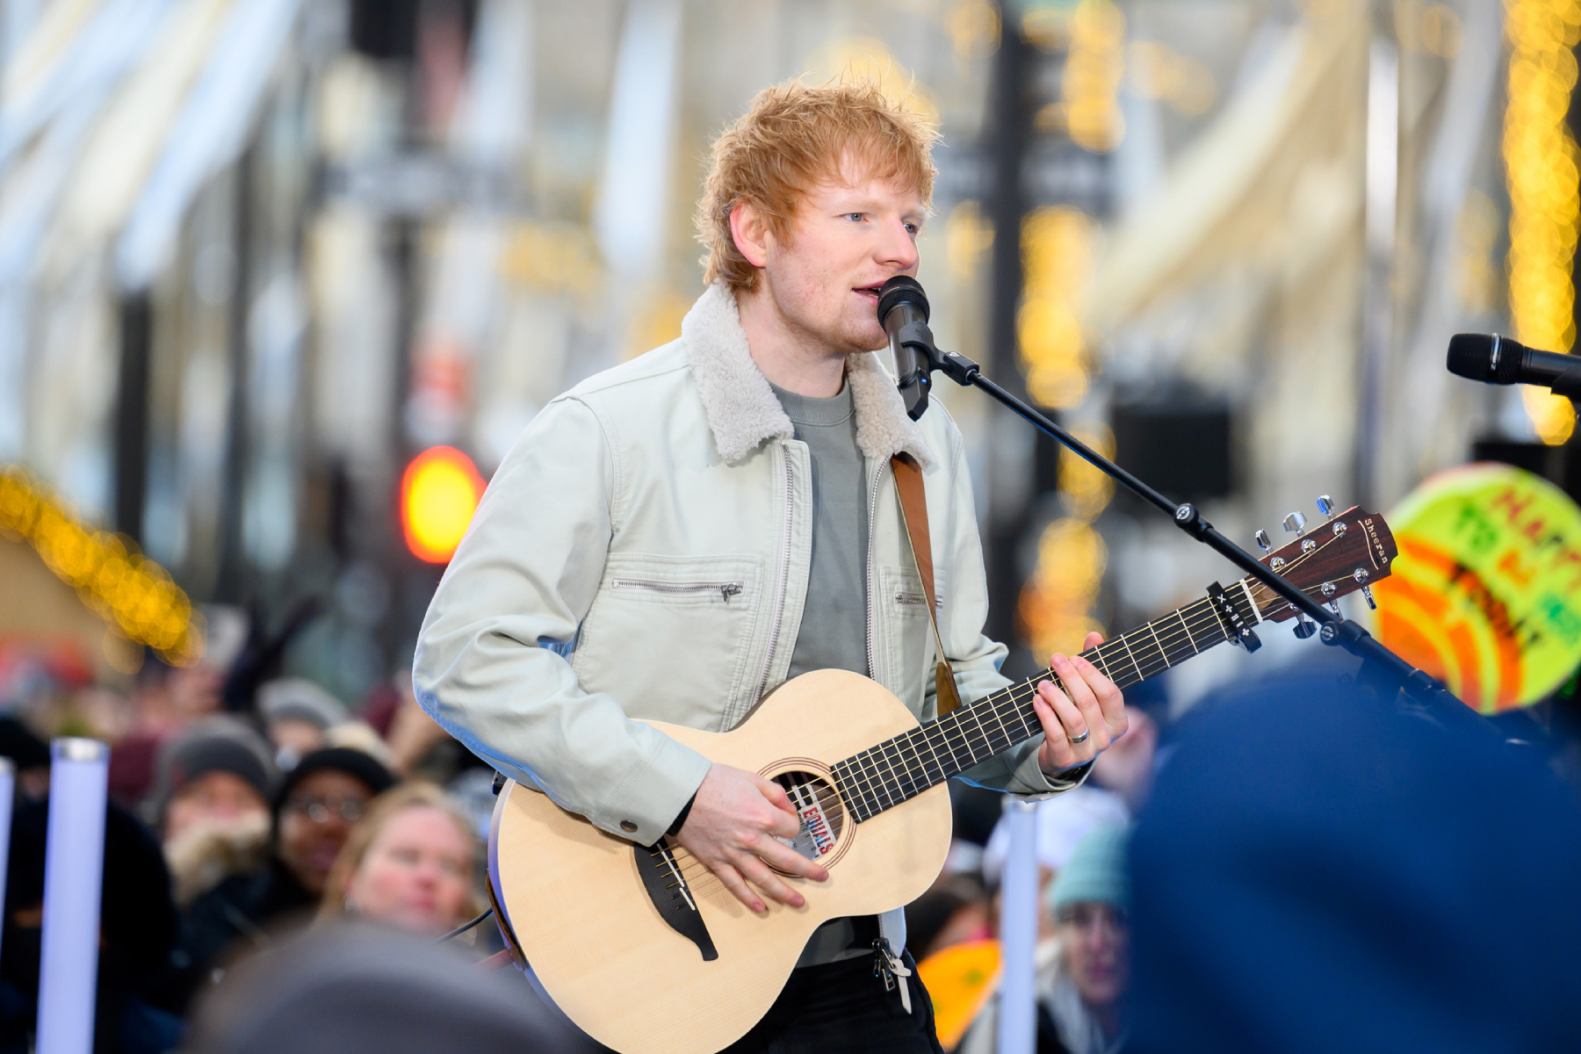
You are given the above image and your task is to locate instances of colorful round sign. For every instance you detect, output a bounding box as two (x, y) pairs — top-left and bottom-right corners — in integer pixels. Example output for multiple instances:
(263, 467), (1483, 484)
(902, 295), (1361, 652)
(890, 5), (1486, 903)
(1372, 463), (1581, 713)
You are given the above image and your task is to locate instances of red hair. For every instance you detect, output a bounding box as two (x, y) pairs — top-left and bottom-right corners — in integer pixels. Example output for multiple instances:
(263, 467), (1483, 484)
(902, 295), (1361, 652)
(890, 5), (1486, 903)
(695, 78), (939, 292)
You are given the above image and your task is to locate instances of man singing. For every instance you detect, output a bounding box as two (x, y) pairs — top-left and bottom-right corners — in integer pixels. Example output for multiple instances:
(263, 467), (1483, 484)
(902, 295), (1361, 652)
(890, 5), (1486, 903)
(414, 79), (1128, 1052)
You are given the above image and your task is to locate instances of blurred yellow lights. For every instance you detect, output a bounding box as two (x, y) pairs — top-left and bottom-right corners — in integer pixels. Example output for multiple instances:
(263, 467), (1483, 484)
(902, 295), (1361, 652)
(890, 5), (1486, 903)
(0, 466), (199, 664)
(1057, 425), (1117, 520)
(1063, 0), (1127, 153)
(1504, 0), (1581, 444)
(1019, 516), (1109, 660)
(1019, 206), (1096, 409)
(401, 446), (486, 564)
(948, 0), (1001, 61)
(1019, 426), (1116, 661)
(946, 201), (995, 281)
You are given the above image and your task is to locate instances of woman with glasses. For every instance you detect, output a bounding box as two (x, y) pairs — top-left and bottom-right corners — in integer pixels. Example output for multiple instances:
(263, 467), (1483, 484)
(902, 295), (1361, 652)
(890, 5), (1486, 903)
(164, 747), (395, 1014)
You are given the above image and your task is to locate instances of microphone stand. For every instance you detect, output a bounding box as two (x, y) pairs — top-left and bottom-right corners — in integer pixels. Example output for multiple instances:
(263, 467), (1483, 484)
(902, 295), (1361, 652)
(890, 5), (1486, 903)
(896, 325), (1463, 712)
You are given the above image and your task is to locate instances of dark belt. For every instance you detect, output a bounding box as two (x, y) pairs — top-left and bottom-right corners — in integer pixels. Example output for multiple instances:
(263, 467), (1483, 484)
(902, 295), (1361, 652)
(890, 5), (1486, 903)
(848, 914), (881, 948)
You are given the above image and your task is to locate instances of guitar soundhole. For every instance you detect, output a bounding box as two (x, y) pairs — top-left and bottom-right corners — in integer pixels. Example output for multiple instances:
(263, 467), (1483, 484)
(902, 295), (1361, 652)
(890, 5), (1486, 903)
(773, 770), (845, 861)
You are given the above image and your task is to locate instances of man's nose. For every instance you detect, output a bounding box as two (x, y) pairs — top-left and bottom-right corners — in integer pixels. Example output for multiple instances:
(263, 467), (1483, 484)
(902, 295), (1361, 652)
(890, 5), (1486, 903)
(877, 218), (918, 271)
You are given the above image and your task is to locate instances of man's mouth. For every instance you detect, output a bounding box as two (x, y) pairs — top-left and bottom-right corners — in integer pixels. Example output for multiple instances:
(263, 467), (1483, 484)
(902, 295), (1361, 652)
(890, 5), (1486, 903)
(854, 284), (885, 301)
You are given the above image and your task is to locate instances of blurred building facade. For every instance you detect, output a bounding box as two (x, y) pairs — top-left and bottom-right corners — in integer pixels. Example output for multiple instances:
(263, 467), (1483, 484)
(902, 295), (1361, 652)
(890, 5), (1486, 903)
(0, 0), (1567, 711)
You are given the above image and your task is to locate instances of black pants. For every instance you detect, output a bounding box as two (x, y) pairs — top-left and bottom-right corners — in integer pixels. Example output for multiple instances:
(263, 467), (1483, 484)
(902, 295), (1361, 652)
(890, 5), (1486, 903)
(717, 951), (944, 1054)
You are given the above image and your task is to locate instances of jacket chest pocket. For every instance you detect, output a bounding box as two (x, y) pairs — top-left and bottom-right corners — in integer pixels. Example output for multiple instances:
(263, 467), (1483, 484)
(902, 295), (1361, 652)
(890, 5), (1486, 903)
(572, 554), (765, 730)
(875, 565), (943, 712)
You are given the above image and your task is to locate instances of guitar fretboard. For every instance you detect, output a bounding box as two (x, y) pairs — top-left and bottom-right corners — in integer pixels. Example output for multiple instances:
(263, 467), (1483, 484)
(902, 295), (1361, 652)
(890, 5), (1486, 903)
(831, 580), (1260, 823)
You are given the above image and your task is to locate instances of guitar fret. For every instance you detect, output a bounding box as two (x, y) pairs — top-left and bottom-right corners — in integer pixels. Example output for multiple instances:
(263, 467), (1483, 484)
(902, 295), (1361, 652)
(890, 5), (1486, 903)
(1174, 609), (1199, 654)
(1144, 622), (1171, 672)
(1088, 649), (1113, 681)
(894, 731), (928, 790)
(836, 579), (1287, 824)
(887, 739), (920, 799)
(916, 730), (935, 786)
(1116, 634), (1145, 684)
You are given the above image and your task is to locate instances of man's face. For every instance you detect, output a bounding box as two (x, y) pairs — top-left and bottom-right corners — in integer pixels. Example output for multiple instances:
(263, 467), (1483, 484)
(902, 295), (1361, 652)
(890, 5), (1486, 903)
(1058, 901), (1130, 1008)
(165, 770), (268, 843)
(757, 162), (925, 356)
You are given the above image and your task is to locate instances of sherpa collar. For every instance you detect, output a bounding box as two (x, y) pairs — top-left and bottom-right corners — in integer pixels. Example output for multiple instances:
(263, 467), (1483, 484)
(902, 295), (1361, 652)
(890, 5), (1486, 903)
(680, 282), (935, 469)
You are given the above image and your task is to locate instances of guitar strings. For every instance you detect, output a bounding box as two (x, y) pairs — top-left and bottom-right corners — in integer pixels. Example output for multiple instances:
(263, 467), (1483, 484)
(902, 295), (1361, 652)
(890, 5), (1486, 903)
(840, 561), (1339, 816)
(664, 537), (1344, 892)
(668, 598), (1241, 888)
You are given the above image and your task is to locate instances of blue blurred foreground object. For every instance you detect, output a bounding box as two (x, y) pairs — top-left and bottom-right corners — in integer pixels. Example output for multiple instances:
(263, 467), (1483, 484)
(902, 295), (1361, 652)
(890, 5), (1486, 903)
(182, 922), (602, 1054)
(1128, 676), (1581, 1053)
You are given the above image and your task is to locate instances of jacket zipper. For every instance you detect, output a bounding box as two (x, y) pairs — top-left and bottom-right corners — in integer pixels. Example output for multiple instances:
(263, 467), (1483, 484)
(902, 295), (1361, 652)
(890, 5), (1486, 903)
(865, 460), (887, 678)
(754, 443), (795, 703)
(610, 579), (743, 603)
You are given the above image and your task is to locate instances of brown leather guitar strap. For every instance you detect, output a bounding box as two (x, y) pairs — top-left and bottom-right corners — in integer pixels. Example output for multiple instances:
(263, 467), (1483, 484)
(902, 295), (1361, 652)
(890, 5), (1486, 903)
(890, 453), (962, 717)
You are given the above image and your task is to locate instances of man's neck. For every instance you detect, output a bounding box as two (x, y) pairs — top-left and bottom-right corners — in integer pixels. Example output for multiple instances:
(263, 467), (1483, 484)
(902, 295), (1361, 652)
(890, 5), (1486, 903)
(735, 286), (849, 398)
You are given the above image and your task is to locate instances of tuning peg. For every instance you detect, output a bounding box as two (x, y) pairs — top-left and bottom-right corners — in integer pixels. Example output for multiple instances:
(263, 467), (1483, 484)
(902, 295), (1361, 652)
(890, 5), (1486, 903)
(1282, 511), (1307, 535)
(1254, 529), (1271, 551)
(1326, 600), (1342, 617)
(1317, 495), (1335, 520)
(1293, 615), (1317, 639)
(1361, 584), (1376, 610)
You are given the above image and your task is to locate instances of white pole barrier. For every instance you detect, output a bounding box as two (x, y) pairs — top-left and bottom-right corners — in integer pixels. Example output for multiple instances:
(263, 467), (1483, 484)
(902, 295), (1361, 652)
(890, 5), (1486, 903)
(36, 738), (109, 1054)
(997, 797), (1038, 1054)
(0, 757), (12, 963)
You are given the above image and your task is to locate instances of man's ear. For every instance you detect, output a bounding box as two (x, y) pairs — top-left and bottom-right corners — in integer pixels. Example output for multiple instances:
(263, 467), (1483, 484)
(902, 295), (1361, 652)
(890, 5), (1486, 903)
(729, 200), (772, 269)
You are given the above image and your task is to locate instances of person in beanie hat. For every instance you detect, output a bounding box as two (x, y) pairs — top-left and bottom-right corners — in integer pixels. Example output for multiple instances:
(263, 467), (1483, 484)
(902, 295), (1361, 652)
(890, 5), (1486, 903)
(257, 678), (346, 769)
(150, 718), (277, 906)
(163, 747), (395, 1015)
(960, 824), (1131, 1054)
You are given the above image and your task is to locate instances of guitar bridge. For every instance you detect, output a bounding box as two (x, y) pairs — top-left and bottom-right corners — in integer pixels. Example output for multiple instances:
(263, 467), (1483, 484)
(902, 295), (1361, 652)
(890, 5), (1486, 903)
(636, 842), (718, 962)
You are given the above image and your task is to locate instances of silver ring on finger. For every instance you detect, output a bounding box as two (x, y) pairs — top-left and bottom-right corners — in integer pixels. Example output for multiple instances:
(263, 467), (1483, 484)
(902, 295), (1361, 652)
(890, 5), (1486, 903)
(1069, 729), (1090, 745)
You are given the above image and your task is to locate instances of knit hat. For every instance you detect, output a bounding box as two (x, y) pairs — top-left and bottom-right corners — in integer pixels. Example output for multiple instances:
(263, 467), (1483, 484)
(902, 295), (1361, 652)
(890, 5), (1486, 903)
(273, 747), (395, 815)
(1047, 823), (1129, 916)
(152, 717), (277, 824)
(258, 678), (346, 731)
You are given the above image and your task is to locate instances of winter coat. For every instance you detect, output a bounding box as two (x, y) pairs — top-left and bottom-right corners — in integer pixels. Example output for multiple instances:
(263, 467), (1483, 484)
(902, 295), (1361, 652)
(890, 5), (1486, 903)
(413, 282), (1087, 950)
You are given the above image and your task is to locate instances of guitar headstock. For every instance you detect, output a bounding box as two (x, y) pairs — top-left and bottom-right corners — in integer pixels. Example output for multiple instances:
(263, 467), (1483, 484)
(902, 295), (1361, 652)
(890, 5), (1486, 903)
(1243, 504), (1398, 623)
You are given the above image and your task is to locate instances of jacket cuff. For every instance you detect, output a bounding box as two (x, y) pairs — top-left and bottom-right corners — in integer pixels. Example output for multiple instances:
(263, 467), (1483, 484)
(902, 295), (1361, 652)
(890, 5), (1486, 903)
(590, 732), (712, 846)
(1010, 745), (1092, 798)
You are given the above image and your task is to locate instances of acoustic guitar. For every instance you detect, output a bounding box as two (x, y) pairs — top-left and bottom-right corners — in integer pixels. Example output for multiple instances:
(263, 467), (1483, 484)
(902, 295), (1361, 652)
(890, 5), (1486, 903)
(488, 505), (1396, 1054)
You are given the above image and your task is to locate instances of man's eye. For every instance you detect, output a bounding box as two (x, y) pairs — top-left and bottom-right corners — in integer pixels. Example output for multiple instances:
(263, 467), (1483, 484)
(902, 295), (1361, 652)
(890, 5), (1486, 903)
(845, 212), (865, 222)
(904, 223), (919, 235)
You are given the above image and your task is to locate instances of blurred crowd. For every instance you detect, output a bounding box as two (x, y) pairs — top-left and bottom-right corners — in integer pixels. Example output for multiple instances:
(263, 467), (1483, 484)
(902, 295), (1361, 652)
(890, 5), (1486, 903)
(5, 621), (1581, 1054)
(0, 606), (581, 1053)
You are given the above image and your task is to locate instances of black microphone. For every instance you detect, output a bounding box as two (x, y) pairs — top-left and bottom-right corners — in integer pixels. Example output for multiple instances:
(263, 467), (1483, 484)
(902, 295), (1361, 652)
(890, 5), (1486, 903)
(1447, 333), (1581, 398)
(878, 276), (934, 420)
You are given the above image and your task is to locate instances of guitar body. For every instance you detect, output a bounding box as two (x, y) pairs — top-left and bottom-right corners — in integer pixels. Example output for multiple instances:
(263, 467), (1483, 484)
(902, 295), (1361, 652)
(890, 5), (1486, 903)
(488, 669), (953, 1054)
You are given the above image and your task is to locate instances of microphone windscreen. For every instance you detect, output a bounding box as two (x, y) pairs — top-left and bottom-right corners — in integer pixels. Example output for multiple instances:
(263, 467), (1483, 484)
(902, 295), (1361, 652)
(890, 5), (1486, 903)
(878, 276), (928, 326)
(1446, 333), (1500, 382)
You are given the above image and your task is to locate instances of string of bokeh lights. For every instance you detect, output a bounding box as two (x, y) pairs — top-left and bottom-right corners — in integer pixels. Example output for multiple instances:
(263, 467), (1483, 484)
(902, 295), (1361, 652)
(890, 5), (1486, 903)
(0, 466), (199, 665)
(1505, 0), (1581, 444)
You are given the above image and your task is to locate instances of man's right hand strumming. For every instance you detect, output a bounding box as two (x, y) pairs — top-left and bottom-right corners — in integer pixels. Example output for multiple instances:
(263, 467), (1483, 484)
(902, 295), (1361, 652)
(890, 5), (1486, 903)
(674, 763), (830, 914)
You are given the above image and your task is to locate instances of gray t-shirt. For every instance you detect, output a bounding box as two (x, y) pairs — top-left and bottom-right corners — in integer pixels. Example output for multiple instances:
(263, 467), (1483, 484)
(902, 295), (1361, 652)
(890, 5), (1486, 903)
(772, 382), (870, 681)
(772, 381), (874, 967)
